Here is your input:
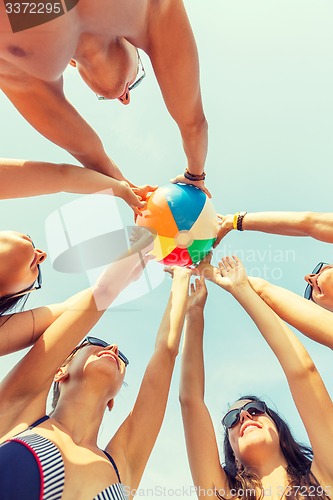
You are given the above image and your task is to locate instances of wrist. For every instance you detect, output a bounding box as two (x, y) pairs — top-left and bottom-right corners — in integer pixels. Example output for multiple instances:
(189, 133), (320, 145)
(227, 281), (251, 296)
(187, 306), (204, 317)
(184, 169), (206, 182)
(232, 212), (247, 231)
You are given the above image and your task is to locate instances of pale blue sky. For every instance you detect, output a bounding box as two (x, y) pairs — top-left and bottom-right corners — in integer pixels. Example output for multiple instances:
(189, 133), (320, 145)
(1, 0), (333, 497)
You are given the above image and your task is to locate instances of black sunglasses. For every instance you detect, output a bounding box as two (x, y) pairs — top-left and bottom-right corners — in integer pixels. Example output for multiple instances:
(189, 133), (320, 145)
(70, 336), (129, 367)
(96, 48), (146, 100)
(3, 236), (42, 302)
(222, 400), (267, 429)
(304, 262), (329, 300)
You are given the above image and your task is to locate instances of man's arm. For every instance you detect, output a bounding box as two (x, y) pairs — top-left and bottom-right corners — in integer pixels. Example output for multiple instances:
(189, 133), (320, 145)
(146, 0), (209, 195)
(215, 211), (333, 246)
(0, 71), (125, 179)
(0, 158), (148, 208)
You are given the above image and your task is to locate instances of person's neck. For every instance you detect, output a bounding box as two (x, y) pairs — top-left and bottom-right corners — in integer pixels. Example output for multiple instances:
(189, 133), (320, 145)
(50, 388), (110, 446)
(246, 452), (289, 498)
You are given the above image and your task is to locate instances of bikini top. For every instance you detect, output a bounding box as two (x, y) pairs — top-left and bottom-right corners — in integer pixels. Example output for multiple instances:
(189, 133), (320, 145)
(0, 415), (129, 500)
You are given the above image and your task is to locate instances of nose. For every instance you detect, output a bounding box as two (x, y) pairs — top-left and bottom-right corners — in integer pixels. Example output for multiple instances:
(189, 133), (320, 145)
(36, 249), (47, 264)
(118, 91), (130, 105)
(118, 83), (131, 105)
(304, 273), (316, 284)
(109, 344), (119, 356)
(239, 409), (253, 424)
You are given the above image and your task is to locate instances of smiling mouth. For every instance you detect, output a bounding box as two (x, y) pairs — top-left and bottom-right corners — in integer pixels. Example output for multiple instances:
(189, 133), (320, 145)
(98, 352), (119, 369)
(240, 423), (261, 437)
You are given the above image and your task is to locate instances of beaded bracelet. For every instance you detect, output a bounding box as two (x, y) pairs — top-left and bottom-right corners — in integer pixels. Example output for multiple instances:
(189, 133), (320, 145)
(236, 212), (247, 231)
(184, 169), (206, 181)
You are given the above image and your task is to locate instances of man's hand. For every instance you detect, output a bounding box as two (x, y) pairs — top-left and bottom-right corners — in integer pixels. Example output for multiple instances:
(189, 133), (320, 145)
(170, 174), (211, 198)
(131, 184), (158, 202)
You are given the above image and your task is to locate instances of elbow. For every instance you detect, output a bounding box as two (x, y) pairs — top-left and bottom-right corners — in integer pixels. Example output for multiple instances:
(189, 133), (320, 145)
(181, 114), (208, 139)
(156, 342), (179, 363)
(288, 353), (318, 380)
(179, 393), (204, 413)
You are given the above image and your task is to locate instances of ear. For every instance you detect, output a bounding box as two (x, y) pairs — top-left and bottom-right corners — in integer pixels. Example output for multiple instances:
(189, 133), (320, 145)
(54, 366), (69, 383)
(69, 59), (77, 67)
(107, 399), (114, 412)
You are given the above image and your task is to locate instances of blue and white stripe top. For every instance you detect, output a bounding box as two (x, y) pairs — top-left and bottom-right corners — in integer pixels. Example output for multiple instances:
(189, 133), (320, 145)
(0, 416), (129, 500)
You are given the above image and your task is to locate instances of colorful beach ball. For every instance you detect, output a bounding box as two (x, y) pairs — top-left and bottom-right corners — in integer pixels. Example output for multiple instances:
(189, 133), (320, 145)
(136, 183), (218, 266)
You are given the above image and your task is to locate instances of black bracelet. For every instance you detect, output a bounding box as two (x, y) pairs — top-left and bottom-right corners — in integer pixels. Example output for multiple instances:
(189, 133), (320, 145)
(237, 212), (247, 231)
(184, 169), (206, 181)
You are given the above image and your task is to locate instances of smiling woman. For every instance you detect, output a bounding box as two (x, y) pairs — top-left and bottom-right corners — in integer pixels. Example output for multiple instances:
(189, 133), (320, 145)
(0, 231), (192, 500)
(179, 258), (333, 500)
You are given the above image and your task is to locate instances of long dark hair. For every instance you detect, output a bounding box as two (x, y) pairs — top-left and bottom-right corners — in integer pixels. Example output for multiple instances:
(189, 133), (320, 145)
(0, 294), (30, 317)
(219, 395), (329, 500)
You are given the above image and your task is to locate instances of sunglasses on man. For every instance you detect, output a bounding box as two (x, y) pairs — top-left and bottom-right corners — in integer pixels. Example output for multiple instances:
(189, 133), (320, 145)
(69, 336), (129, 367)
(304, 262), (329, 300)
(222, 400), (268, 429)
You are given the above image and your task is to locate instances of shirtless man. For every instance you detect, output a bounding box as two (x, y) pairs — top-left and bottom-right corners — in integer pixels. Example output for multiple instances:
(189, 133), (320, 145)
(0, 0), (209, 209)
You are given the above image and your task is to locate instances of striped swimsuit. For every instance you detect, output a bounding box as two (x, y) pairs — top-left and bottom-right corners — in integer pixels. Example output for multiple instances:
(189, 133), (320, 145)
(0, 416), (128, 500)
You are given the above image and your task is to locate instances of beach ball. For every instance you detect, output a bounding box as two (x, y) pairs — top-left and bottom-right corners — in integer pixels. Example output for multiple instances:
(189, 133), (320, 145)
(136, 183), (218, 266)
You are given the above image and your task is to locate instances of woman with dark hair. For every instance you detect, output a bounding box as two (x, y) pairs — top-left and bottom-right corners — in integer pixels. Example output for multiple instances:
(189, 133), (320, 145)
(0, 230), (192, 499)
(180, 258), (333, 500)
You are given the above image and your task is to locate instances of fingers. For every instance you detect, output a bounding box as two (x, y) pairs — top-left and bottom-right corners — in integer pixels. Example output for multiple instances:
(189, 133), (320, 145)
(202, 186), (212, 198)
(132, 205), (143, 217)
(164, 266), (174, 277)
(170, 176), (182, 184)
(218, 256), (236, 275)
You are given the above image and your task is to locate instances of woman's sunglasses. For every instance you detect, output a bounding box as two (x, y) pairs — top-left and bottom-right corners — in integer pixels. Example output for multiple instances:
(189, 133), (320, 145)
(69, 336), (129, 367)
(304, 262), (329, 300)
(222, 400), (267, 429)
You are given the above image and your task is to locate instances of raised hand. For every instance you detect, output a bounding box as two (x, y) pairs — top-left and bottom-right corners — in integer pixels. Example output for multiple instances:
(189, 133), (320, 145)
(187, 277), (207, 313)
(217, 256), (249, 293)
